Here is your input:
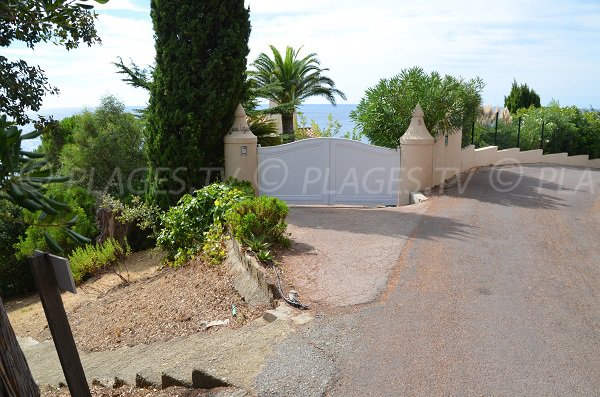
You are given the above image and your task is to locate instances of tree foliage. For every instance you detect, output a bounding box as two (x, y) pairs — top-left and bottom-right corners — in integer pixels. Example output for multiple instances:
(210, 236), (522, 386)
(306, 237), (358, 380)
(504, 79), (541, 114)
(0, 118), (93, 253)
(57, 95), (146, 196)
(113, 57), (154, 92)
(0, 200), (31, 297)
(146, 0), (251, 208)
(14, 185), (98, 260)
(465, 102), (600, 159)
(351, 67), (484, 148)
(0, 0), (108, 124)
(248, 45), (347, 141)
(0, 1), (106, 392)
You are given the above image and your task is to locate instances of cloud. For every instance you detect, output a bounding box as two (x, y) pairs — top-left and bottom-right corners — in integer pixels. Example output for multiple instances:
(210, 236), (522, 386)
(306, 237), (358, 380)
(246, 0), (600, 106)
(3, 12), (155, 108)
(4, 0), (599, 109)
(100, 0), (147, 13)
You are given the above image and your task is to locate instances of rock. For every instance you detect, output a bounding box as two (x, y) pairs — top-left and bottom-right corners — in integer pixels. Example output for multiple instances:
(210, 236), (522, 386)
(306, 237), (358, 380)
(263, 302), (313, 325)
(410, 192), (429, 204)
(202, 319), (230, 330)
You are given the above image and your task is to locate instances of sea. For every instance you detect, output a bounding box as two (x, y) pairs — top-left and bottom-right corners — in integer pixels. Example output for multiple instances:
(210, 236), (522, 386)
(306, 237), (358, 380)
(19, 104), (359, 152)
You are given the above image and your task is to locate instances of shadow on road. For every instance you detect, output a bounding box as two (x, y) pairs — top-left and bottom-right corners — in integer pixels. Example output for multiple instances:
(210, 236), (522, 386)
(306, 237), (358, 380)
(435, 165), (599, 210)
(287, 206), (473, 242)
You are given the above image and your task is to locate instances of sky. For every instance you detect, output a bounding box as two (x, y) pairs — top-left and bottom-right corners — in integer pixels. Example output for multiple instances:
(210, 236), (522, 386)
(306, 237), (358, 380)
(6, 0), (600, 110)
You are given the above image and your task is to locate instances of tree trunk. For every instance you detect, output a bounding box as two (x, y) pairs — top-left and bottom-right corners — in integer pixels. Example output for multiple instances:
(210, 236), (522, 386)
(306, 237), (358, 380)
(281, 113), (295, 143)
(0, 296), (39, 396)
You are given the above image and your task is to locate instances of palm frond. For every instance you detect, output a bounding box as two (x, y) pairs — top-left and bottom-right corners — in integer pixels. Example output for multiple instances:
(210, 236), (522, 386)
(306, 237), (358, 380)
(248, 45), (346, 110)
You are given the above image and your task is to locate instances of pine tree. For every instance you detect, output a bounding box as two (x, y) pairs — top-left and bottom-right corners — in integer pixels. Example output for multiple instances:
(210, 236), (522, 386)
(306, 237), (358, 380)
(504, 80), (541, 114)
(146, 0), (251, 207)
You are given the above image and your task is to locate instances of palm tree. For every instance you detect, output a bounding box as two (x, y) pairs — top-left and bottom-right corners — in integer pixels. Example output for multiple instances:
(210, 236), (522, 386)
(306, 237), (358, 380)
(248, 45), (347, 142)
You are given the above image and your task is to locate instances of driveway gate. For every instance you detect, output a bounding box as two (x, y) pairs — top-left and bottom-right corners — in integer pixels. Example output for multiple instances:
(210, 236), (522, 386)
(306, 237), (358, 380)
(257, 138), (400, 205)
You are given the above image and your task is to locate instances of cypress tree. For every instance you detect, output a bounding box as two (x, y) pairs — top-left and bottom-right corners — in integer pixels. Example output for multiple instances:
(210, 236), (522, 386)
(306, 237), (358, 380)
(146, 0), (251, 207)
(504, 80), (541, 114)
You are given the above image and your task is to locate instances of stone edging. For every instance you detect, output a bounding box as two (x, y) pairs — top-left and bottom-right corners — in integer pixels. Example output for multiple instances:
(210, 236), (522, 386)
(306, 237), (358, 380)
(224, 233), (276, 308)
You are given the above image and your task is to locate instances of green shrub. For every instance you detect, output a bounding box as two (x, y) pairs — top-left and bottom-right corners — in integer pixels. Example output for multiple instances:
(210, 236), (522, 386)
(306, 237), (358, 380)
(351, 66), (484, 148)
(68, 238), (130, 284)
(99, 195), (164, 251)
(14, 185), (98, 259)
(0, 201), (33, 297)
(226, 196), (290, 247)
(242, 233), (272, 253)
(58, 95), (146, 196)
(157, 179), (254, 265)
(256, 249), (274, 263)
(201, 221), (228, 266)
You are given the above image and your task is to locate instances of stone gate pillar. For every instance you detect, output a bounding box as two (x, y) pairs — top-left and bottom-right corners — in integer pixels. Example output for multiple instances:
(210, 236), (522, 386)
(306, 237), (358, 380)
(224, 104), (258, 190)
(398, 104), (434, 205)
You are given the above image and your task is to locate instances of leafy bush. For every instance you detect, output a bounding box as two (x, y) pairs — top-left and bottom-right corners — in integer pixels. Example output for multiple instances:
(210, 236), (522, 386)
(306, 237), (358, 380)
(14, 185), (98, 259)
(0, 201), (33, 297)
(99, 195), (164, 250)
(38, 116), (76, 168)
(469, 102), (600, 158)
(226, 195), (290, 247)
(242, 233), (272, 253)
(295, 112), (343, 140)
(68, 238), (130, 284)
(255, 249), (274, 263)
(201, 221), (227, 266)
(157, 180), (254, 265)
(351, 66), (484, 148)
(58, 95), (146, 196)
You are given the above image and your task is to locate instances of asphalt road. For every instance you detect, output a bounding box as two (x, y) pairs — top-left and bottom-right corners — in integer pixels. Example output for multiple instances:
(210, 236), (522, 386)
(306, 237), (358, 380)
(257, 165), (600, 396)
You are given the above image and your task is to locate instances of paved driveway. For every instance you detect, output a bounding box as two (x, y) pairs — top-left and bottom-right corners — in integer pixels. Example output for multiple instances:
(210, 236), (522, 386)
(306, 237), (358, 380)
(257, 165), (600, 396)
(281, 203), (434, 307)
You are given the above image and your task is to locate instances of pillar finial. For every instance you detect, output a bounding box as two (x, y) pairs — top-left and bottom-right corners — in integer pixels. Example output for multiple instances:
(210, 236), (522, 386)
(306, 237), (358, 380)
(400, 103), (434, 144)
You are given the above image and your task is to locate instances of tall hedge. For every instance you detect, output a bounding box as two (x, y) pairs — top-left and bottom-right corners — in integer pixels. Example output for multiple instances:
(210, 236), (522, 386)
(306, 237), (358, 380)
(146, 0), (251, 207)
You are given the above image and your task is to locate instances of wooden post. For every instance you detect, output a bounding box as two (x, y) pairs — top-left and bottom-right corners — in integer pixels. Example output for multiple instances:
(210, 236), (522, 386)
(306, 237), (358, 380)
(29, 252), (90, 397)
(0, 297), (39, 397)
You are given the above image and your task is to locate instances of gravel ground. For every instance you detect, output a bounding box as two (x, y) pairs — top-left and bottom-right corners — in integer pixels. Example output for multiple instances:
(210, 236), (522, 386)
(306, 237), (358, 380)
(254, 313), (359, 397)
(9, 252), (266, 352)
(68, 259), (267, 352)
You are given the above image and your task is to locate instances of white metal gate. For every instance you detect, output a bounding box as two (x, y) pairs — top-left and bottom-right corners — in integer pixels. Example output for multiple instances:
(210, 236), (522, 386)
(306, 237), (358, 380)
(258, 138), (400, 205)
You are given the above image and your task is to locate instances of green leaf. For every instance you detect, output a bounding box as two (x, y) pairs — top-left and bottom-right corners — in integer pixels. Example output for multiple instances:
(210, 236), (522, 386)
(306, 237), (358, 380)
(20, 198), (44, 212)
(8, 183), (25, 200)
(65, 228), (92, 244)
(20, 150), (46, 159)
(21, 130), (43, 140)
(44, 232), (64, 254)
(25, 176), (70, 184)
(44, 196), (71, 210)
